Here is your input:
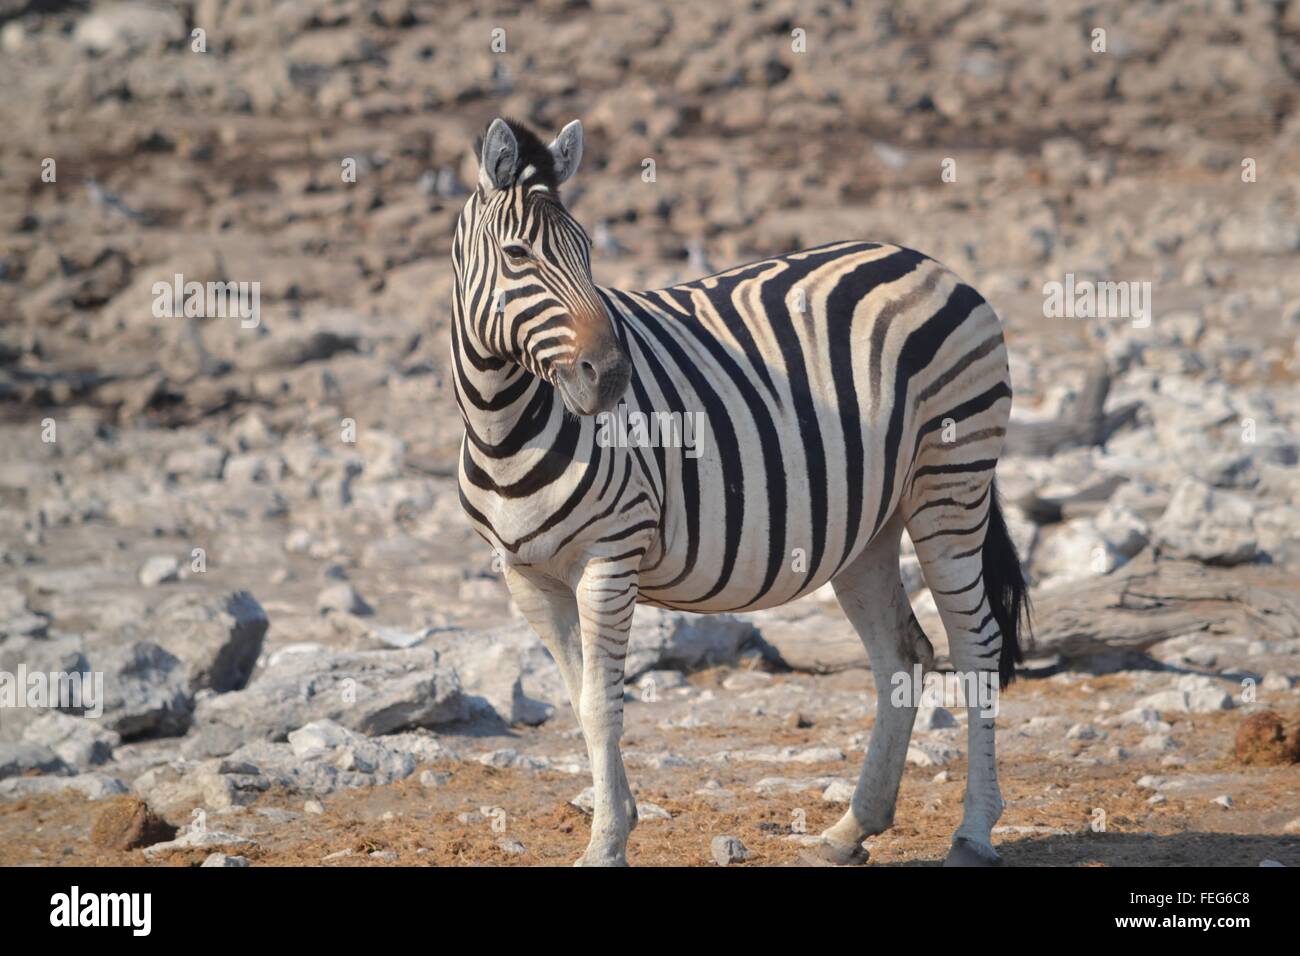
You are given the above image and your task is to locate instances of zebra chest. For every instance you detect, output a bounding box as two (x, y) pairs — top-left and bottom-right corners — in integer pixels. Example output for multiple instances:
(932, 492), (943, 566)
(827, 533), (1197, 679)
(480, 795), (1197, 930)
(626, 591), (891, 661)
(458, 448), (660, 573)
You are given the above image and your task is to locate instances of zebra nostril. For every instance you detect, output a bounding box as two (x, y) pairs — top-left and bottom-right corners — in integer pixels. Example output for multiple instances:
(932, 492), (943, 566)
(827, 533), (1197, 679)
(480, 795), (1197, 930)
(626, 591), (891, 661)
(579, 359), (598, 385)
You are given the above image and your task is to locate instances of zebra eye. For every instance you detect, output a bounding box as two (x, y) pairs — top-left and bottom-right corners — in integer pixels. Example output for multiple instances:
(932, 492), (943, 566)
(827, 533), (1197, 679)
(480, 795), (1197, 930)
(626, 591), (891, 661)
(502, 243), (532, 265)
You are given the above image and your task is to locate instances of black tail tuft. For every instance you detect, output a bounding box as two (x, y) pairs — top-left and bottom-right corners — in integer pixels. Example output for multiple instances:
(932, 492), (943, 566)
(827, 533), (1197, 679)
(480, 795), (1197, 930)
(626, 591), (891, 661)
(983, 479), (1030, 689)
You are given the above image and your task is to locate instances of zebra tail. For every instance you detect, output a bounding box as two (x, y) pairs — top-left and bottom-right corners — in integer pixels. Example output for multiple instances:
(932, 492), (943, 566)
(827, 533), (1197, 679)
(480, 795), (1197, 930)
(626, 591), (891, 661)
(983, 478), (1030, 689)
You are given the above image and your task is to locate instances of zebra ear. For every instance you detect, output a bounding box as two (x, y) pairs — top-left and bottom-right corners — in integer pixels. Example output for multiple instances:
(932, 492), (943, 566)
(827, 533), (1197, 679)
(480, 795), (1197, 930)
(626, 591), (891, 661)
(547, 120), (583, 185)
(479, 118), (519, 191)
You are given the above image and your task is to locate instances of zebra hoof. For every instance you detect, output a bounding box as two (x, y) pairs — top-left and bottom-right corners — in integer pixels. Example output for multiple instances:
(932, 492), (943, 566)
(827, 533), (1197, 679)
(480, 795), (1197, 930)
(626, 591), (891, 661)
(942, 837), (1002, 867)
(574, 852), (629, 867)
(800, 837), (870, 866)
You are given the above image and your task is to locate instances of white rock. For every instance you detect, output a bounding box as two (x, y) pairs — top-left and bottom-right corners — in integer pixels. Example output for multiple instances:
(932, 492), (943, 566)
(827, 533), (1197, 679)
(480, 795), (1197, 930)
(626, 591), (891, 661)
(711, 835), (749, 865)
(74, 2), (186, 53)
(477, 749), (549, 770)
(1137, 683), (1233, 715)
(1261, 672), (1292, 692)
(637, 802), (673, 820)
(569, 786), (595, 814)
(144, 827), (255, 857)
(821, 779), (855, 804)
(0, 772), (128, 801)
(20, 713), (119, 769)
(164, 445), (226, 482)
(288, 719), (356, 757)
(138, 555), (180, 587)
(420, 770), (452, 788)
(1154, 478), (1258, 565)
(1093, 503), (1150, 558)
(627, 606), (754, 678)
(1034, 521), (1118, 581)
(916, 705), (958, 730)
(316, 583), (372, 616)
(434, 626), (556, 726)
(906, 742), (959, 767)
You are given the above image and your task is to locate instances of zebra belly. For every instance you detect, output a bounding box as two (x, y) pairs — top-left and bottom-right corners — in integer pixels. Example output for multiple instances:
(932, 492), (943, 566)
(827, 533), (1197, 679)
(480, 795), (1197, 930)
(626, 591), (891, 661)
(632, 403), (892, 615)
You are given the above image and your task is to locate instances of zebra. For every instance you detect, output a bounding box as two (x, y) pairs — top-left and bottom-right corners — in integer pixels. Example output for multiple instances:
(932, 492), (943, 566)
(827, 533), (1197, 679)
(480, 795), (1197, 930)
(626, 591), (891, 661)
(451, 117), (1029, 867)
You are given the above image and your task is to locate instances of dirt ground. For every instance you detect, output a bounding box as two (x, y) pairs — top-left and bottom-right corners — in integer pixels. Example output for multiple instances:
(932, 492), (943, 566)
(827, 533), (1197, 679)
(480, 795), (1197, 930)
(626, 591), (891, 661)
(4, 672), (1297, 867)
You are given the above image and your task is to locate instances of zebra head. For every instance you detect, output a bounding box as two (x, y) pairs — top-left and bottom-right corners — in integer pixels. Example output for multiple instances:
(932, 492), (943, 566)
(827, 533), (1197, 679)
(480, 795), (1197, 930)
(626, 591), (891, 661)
(457, 117), (631, 417)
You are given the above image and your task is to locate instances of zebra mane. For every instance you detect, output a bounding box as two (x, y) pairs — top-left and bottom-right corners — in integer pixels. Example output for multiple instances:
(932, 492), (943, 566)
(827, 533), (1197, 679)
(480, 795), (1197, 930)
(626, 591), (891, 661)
(474, 117), (560, 191)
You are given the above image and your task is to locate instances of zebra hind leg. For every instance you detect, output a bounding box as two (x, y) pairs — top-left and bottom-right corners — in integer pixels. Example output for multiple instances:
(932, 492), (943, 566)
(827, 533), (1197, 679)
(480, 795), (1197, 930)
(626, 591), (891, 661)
(907, 477), (1027, 867)
(807, 513), (935, 865)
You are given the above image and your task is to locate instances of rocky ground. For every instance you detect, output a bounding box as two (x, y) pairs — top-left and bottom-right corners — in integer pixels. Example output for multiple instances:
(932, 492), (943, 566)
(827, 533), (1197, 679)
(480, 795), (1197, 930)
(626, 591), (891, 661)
(0, 0), (1298, 866)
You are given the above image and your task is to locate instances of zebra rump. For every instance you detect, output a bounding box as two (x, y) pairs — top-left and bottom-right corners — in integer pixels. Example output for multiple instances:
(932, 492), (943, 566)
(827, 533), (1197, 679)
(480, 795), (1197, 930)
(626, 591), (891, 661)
(982, 479), (1030, 689)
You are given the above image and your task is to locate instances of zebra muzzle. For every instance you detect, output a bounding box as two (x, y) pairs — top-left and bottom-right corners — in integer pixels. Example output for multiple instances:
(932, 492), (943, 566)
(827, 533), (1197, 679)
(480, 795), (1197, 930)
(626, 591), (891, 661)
(557, 347), (631, 416)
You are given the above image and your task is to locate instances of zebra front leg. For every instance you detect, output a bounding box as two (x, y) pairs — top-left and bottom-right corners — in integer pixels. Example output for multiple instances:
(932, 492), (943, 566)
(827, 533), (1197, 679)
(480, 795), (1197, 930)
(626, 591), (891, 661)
(812, 515), (934, 865)
(572, 553), (641, 866)
(502, 566), (587, 731)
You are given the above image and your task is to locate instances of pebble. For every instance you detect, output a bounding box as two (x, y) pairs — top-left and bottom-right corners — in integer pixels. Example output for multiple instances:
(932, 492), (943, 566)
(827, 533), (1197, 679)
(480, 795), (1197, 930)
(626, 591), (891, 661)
(1066, 722), (1100, 741)
(420, 770), (452, 788)
(916, 705), (958, 731)
(1138, 733), (1178, 753)
(821, 779), (855, 803)
(710, 835), (749, 866)
(139, 555), (180, 587)
(316, 582), (373, 616)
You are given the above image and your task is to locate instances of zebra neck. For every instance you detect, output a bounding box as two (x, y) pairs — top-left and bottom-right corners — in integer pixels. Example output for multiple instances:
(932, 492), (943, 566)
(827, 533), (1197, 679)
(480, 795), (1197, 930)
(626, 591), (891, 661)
(454, 352), (562, 450)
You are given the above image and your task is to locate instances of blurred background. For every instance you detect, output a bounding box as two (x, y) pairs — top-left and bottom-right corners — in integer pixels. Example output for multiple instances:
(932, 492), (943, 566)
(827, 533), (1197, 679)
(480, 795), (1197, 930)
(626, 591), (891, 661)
(0, 1), (1297, 866)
